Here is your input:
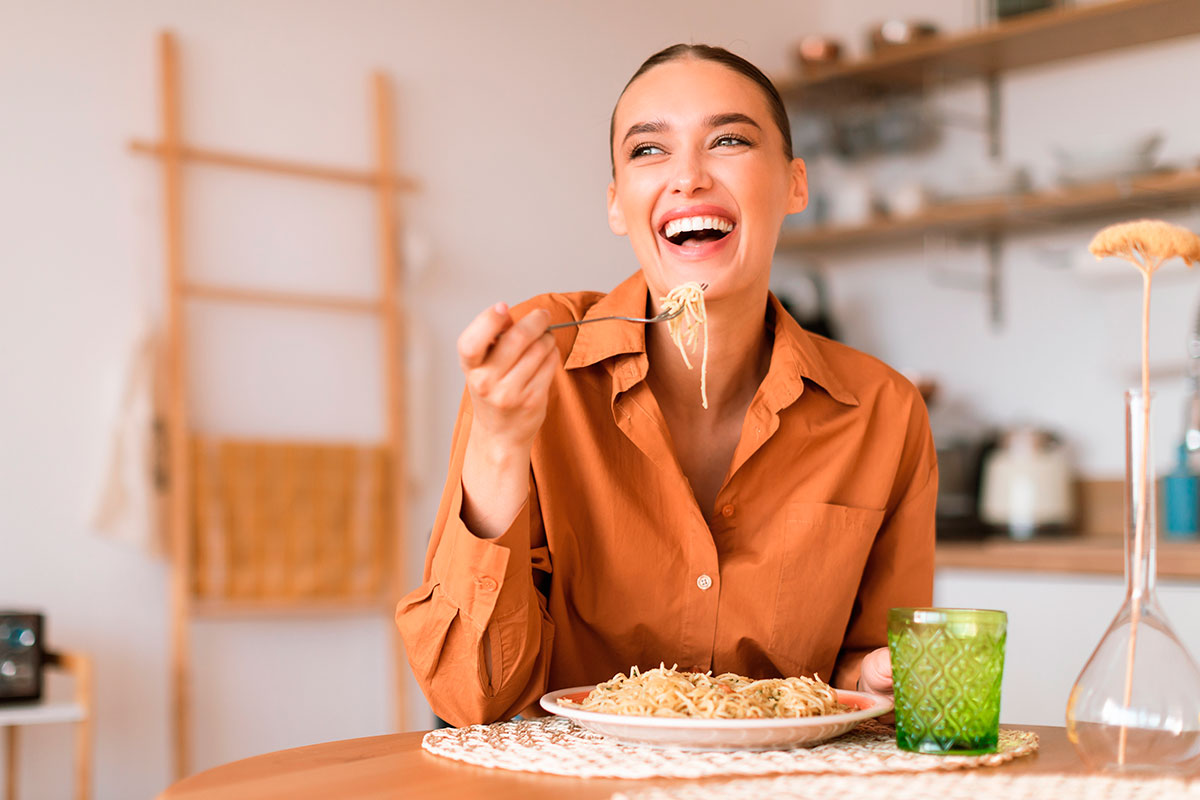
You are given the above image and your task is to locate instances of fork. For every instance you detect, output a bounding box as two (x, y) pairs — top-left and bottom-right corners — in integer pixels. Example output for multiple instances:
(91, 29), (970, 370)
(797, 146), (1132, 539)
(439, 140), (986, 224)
(546, 283), (707, 330)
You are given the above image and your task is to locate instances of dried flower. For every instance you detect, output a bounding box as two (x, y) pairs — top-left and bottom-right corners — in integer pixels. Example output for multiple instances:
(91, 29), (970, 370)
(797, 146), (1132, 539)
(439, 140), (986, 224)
(1089, 219), (1200, 274)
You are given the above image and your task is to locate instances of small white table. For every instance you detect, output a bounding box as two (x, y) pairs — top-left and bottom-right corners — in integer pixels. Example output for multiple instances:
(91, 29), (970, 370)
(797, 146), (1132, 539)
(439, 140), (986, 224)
(0, 653), (91, 800)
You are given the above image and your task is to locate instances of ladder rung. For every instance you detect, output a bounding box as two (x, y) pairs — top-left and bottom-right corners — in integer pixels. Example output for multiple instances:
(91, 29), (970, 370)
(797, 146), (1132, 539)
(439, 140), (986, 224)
(130, 139), (418, 191)
(183, 282), (383, 315)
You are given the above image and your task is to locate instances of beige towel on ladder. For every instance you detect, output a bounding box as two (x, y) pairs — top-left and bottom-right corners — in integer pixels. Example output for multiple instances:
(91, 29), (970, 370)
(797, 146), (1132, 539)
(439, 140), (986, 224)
(90, 321), (167, 556)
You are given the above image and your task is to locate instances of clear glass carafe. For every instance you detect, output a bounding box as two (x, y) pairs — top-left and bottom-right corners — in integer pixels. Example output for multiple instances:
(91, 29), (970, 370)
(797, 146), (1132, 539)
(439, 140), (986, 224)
(1065, 390), (1200, 773)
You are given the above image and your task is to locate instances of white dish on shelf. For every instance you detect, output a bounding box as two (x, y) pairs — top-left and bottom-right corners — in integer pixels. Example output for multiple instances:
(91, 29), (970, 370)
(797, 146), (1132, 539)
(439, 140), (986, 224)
(1052, 132), (1163, 186)
(929, 163), (1030, 202)
(538, 686), (891, 751)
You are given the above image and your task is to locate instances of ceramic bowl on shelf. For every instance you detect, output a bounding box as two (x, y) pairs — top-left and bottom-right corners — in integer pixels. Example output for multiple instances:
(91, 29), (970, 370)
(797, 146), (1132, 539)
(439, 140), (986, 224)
(928, 163), (1030, 203)
(825, 176), (875, 226)
(1052, 132), (1163, 186)
(793, 35), (843, 74)
(880, 181), (931, 218)
(867, 20), (938, 53)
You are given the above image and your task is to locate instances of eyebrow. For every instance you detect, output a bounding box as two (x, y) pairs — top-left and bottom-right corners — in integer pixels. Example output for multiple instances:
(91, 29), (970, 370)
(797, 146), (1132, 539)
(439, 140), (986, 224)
(705, 112), (762, 131)
(620, 112), (763, 146)
(621, 119), (668, 145)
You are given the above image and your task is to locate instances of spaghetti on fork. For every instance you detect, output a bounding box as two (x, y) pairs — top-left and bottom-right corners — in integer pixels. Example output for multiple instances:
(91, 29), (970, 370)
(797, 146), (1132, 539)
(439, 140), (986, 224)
(659, 282), (709, 409)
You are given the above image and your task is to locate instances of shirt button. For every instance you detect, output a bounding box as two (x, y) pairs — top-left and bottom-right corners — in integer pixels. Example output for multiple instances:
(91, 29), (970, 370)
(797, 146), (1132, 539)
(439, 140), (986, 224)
(696, 574), (713, 591)
(721, 504), (735, 518)
(477, 576), (498, 592)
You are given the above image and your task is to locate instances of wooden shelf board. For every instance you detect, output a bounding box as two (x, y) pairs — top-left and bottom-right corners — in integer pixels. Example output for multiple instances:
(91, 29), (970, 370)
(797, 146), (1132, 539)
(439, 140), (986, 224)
(184, 282), (383, 315)
(129, 140), (418, 191)
(778, 0), (1200, 100)
(190, 596), (391, 618)
(936, 537), (1200, 579)
(778, 166), (1200, 251)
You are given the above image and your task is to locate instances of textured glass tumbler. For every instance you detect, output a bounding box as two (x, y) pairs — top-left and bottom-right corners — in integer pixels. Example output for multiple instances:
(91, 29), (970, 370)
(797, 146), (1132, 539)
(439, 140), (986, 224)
(888, 607), (1008, 755)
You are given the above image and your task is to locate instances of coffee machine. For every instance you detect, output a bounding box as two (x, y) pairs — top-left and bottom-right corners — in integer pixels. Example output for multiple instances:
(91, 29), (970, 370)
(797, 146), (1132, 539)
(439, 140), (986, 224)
(923, 381), (993, 540)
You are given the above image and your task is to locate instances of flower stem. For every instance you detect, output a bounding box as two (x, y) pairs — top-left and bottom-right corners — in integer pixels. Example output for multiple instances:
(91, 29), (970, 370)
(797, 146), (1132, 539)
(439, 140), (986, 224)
(1120, 266), (1155, 764)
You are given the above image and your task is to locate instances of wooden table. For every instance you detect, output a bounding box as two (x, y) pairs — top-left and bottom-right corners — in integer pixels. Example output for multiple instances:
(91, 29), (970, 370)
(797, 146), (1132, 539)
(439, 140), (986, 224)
(157, 724), (1164, 800)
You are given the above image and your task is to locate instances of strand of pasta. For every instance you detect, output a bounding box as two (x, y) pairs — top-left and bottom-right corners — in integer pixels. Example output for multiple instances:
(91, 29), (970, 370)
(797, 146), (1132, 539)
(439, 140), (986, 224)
(660, 283), (709, 409)
(564, 664), (846, 719)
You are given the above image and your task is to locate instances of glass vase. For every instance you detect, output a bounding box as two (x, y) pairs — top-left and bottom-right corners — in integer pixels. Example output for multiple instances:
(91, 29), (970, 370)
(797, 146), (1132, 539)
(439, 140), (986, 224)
(1065, 390), (1200, 774)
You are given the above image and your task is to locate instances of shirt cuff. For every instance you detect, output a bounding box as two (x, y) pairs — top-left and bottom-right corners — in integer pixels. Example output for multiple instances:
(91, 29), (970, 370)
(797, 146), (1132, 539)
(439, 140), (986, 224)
(430, 480), (532, 631)
(833, 648), (869, 691)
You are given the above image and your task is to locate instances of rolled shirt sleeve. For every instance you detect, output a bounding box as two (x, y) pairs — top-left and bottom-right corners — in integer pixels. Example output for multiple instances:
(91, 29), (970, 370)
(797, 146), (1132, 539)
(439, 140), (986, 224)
(395, 395), (554, 726)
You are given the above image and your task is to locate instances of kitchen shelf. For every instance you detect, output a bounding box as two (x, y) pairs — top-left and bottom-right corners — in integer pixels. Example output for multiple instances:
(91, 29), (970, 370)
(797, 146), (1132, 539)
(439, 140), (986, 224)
(777, 0), (1200, 102)
(773, 0), (1200, 282)
(779, 166), (1200, 252)
(936, 537), (1200, 579)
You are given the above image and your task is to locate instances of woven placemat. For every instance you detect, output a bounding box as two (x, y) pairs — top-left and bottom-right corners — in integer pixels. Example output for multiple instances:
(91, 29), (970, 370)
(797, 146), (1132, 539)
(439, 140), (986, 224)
(612, 772), (1200, 800)
(421, 717), (1038, 779)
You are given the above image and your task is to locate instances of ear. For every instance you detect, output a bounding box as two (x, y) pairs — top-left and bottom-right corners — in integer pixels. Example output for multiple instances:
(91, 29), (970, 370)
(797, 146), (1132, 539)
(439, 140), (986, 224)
(785, 157), (809, 215)
(607, 181), (628, 236)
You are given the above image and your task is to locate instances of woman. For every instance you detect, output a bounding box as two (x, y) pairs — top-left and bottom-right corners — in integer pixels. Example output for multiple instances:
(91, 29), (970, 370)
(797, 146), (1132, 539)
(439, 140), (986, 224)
(397, 44), (936, 727)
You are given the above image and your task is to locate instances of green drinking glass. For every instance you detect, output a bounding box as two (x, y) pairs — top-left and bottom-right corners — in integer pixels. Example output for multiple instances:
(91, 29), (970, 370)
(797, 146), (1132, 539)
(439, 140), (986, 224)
(887, 607), (1008, 755)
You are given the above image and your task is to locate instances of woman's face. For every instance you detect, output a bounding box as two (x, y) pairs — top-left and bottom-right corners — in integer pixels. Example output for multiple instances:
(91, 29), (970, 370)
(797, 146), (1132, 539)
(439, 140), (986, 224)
(607, 58), (807, 302)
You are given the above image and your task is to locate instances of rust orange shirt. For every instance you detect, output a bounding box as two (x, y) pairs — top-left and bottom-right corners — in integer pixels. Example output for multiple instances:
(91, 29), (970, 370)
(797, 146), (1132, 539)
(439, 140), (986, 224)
(396, 272), (936, 726)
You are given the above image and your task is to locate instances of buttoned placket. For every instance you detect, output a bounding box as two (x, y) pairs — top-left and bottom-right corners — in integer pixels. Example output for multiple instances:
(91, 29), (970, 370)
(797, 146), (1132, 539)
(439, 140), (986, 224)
(611, 363), (721, 674)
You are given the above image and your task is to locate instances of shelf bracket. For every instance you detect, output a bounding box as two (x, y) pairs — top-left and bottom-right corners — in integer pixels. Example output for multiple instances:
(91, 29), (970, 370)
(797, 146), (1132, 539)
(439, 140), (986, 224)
(986, 73), (1002, 160)
(923, 230), (1004, 330)
(986, 232), (1003, 330)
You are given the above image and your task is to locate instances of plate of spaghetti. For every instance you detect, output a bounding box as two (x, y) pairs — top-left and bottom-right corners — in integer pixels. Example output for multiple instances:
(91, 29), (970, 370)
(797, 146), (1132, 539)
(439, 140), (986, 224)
(539, 665), (891, 750)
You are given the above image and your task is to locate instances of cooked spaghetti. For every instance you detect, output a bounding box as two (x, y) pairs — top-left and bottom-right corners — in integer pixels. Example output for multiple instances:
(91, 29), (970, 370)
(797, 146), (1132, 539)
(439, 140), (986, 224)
(561, 664), (848, 719)
(660, 282), (709, 409)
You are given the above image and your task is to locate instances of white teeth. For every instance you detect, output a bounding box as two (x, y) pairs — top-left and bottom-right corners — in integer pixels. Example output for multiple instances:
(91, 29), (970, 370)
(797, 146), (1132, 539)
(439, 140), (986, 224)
(663, 215), (734, 239)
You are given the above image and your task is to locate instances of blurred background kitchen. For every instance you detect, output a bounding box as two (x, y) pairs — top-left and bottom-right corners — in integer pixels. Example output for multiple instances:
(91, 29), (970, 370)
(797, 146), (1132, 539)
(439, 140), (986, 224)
(4, 0), (1200, 797)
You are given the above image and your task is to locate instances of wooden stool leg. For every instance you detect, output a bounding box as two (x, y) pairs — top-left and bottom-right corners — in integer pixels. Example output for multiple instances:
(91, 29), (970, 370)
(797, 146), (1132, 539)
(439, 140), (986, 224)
(5, 726), (17, 800)
(74, 717), (90, 800)
(70, 654), (93, 800)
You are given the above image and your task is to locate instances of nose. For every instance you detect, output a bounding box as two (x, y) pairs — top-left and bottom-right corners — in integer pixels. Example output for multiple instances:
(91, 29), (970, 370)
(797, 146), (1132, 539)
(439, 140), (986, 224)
(671, 149), (712, 195)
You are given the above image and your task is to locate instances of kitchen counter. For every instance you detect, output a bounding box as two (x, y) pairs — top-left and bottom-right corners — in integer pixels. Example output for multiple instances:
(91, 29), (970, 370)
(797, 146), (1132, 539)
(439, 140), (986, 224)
(936, 536), (1200, 579)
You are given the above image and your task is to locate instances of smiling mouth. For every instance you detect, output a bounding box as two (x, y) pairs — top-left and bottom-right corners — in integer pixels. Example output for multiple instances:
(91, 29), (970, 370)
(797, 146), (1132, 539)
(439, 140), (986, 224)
(661, 215), (736, 247)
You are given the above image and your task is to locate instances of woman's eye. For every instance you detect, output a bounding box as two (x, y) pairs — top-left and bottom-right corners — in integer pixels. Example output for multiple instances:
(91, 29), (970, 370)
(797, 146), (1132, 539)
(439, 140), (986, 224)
(629, 143), (665, 159)
(714, 134), (751, 148)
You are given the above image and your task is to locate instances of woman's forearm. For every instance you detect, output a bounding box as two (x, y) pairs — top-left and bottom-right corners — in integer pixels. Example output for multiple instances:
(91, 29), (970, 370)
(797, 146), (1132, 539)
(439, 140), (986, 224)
(460, 431), (533, 539)
(454, 302), (557, 539)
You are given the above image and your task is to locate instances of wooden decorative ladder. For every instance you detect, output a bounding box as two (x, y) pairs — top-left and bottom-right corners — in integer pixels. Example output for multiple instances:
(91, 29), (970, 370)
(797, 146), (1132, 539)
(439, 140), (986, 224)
(130, 30), (417, 779)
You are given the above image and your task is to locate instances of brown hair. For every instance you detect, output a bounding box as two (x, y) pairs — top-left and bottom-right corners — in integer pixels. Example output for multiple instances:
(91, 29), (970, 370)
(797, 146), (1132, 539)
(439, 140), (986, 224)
(609, 44), (793, 173)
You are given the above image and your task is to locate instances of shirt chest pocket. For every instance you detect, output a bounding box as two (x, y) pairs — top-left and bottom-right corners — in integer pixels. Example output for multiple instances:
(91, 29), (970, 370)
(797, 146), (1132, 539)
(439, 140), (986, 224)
(768, 502), (885, 674)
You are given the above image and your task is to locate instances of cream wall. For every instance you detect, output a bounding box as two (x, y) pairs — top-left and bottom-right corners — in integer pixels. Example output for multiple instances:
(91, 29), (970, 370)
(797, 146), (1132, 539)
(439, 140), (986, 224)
(3, 1), (1200, 798)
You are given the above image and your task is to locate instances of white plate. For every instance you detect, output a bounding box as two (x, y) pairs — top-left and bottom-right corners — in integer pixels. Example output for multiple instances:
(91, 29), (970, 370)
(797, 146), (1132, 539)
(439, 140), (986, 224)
(538, 686), (892, 751)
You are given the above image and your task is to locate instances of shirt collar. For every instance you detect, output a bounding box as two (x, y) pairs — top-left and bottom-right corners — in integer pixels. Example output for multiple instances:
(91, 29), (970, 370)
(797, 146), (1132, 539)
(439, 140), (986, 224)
(563, 271), (859, 409)
(563, 271), (650, 371)
(765, 293), (859, 409)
